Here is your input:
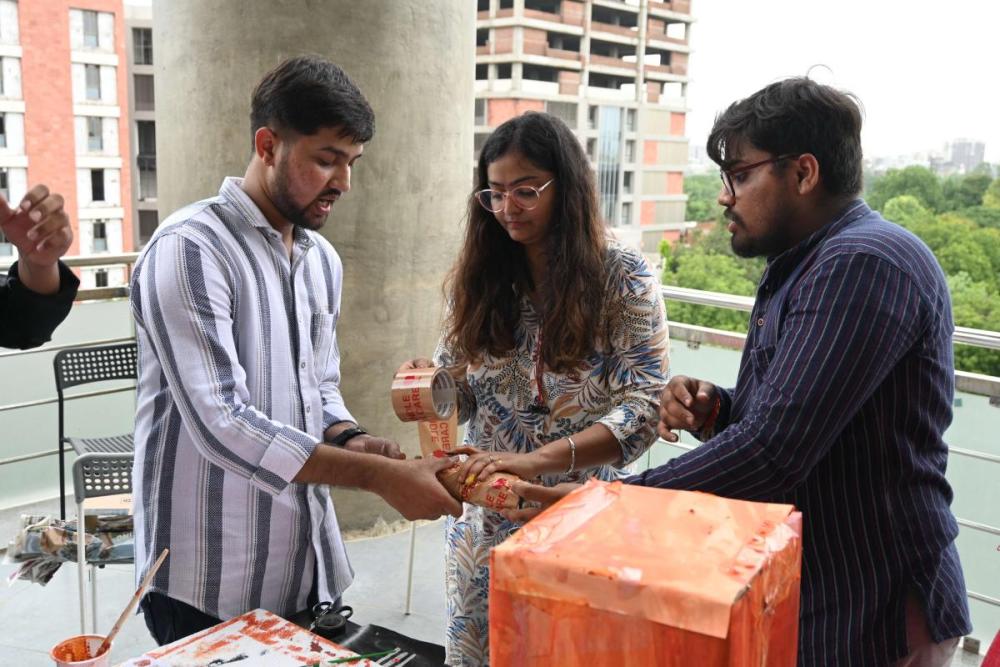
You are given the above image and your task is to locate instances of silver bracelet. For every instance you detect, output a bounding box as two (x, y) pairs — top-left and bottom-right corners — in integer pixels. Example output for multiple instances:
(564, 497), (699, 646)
(565, 436), (577, 475)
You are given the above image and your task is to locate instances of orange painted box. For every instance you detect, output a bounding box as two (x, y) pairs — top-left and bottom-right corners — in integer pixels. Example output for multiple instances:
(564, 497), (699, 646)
(490, 480), (802, 666)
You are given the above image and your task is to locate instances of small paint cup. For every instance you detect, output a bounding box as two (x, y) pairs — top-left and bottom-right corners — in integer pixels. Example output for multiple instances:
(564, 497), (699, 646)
(49, 634), (111, 667)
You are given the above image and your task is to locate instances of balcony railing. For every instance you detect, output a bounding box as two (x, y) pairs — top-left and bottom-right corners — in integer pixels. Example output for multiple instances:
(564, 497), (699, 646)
(0, 275), (995, 647)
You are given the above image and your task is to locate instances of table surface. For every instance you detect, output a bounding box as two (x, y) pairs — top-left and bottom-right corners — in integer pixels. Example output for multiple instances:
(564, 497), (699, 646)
(116, 608), (377, 667)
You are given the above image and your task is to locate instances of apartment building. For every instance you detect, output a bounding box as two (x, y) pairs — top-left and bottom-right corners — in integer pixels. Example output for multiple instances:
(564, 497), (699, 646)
(125, 0), (156, 246)
(475, 0), (693, 251)
(0, 0), (133, 287)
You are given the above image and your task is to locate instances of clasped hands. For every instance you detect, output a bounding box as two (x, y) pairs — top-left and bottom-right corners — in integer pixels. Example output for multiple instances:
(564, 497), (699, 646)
(494, 375), (720, 523)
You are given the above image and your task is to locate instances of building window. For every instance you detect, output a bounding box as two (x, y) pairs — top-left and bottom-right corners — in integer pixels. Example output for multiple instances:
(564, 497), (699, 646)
(133, 27), (152, 65)
(95, 269), (109, 286)
(546, 101), (578, 128)
(134, 74), (154, 111)
(474, 99), (486, 126)
(587, 138), (596, 160)
(137, 120), (157, 200)
(83, 10), (99, 48)
(87, 116), (103, 152)
(626, 108), (637, 132)
(85, 64), (101, 100)
(92, 220), (108, 252)
(91, 169), (105, 202)
(623, 170), (633, 193)
(621, 202), (632, 225)
(0, 167), (8, 200)
(496, 63), (512, 79)
(138, 210), (159, 245)
(0, 114), (5, 148)
(625, 140), (635, 162)
(588, 105), (599, 129)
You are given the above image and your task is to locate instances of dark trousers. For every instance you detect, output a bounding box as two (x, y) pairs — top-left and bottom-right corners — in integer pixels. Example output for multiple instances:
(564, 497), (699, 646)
(139, 591), (221, 646)
(140, 586), (336, 646)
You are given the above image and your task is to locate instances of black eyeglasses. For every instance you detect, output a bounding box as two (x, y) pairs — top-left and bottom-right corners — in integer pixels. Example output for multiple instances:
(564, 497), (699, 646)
(474, 179), (555, 213)
(720, 155), (798, 197)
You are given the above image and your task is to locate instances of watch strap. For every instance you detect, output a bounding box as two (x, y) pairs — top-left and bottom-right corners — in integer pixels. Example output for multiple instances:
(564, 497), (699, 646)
(330, 426), (367, 447)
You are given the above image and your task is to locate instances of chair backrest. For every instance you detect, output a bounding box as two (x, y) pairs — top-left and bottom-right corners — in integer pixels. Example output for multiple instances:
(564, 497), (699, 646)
(72, 453), (133, 505)
(53, 342), (138, 393)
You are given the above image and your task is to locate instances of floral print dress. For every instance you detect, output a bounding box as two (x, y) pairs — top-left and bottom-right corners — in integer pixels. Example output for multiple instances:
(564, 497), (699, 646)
(434, 243), (670, 666)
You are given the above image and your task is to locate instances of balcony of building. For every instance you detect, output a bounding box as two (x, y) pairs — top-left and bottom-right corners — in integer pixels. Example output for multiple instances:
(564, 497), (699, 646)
(0, 253), (995, 663)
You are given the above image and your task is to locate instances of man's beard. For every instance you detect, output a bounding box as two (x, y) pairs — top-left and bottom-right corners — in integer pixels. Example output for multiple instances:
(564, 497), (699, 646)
(727, 210), (795, 259)
(270, 159), (335, 231)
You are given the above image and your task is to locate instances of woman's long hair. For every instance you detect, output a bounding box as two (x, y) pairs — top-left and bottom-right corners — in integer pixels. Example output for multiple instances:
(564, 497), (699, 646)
(444, 112), (608, 372)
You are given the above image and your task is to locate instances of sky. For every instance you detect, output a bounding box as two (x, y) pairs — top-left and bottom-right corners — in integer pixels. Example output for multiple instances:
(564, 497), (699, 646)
(684, 0), (998, 162)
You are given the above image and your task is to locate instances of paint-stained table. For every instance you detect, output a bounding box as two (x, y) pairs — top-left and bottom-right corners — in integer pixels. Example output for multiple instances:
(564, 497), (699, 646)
(116, 608), (375, 666)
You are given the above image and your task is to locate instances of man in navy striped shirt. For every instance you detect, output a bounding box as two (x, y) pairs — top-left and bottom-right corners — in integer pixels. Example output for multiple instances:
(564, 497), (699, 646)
(514, 78), (972, 665)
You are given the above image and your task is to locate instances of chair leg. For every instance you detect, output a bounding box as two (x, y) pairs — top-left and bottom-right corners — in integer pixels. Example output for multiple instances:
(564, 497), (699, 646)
(77, 501), (87, 635)
(404, 521), (417, 615)
(91, 565), (99, 635)
(59, 442), (67, 520)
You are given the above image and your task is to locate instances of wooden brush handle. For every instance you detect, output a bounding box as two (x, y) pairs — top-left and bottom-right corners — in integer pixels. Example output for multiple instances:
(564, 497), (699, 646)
(96, 548), (169, 657)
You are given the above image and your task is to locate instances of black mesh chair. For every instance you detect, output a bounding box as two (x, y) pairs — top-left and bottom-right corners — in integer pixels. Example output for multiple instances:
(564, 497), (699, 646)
(53, 342), (138, 519)
(72, 452), (134, 634)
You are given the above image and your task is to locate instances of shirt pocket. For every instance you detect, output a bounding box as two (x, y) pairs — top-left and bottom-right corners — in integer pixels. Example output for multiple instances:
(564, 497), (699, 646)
(310, 312), (337, 366)
(747, 344), (777, 384)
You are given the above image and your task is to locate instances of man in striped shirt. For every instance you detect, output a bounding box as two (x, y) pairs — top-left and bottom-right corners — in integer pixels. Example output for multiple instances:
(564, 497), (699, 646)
(513, 78), (972, 665)
(131, 56), (461, 645)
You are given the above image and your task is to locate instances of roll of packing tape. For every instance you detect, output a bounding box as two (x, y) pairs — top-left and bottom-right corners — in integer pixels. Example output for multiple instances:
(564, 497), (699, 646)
(392, 367), (460, 457)
(391, 367), (457, 422)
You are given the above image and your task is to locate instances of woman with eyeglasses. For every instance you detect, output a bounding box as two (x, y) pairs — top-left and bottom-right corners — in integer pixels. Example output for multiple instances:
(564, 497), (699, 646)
(398, 111), (669, 666)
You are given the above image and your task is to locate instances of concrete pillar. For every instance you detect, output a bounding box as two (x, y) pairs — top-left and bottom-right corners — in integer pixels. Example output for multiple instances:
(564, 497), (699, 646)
(154, 0), (475, 529)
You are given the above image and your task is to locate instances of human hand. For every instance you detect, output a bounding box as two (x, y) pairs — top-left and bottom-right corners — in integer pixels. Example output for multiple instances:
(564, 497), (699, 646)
(343, 434), (405, 459)
(453, 446), (540, 485)
(374, 455), (463, 521)
(657, 376), (718, 442)
(0, 185), (73, 270)
(501, 481), (581, 523)
(396, 357), (434, 373)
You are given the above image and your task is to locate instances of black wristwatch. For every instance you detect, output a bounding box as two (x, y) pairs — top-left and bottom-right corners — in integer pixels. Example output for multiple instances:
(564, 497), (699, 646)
(329, 426), (368, 447)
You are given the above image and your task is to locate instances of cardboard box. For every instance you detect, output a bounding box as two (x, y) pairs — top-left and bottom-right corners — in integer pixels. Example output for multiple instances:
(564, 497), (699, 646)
(490, 480), (802, 666)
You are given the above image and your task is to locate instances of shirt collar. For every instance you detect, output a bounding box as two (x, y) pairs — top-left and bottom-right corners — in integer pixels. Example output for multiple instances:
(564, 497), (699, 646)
(764, 198), (870, 281)
(218, 177), (316, 251)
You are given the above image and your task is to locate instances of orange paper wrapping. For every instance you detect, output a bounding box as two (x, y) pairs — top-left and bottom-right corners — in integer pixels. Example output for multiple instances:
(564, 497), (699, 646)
(436, 459), (521, 511)
(391, 367), (458, 457)
(490, 480), (802, 666)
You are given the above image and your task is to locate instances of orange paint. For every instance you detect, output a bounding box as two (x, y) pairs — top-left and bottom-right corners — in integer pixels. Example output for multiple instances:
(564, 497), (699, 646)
(490, 480), (803, 666)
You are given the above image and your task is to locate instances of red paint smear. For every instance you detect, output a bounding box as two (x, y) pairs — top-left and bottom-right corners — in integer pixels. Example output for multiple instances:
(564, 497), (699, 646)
(310, 640), (322, 652)
(147, 615), (245, 658)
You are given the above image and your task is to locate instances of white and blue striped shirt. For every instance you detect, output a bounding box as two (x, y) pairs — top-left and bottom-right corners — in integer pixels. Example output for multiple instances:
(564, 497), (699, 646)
(131, 177), (356, 620)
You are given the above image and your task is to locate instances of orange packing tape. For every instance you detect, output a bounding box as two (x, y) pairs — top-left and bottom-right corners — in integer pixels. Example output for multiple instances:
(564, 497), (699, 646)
(391, 367), (459, 457)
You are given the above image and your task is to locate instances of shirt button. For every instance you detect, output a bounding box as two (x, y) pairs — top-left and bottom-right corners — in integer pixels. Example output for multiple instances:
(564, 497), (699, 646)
(757, 317), (765, 327)
(300, 362), (306, 369)
(305, 405), (311, 414)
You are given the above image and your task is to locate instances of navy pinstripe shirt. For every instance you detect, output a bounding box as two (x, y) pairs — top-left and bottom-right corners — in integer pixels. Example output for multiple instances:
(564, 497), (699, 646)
(629, 200), (972, 665)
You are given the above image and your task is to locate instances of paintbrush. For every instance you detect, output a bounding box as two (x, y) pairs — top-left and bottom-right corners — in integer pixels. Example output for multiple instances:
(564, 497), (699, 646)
(94, 547), (169, 658)
(319, 648), (399, 664)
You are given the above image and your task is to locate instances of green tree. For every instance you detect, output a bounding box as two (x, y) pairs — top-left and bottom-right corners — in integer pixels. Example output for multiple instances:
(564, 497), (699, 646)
(948, 272), (1000, 376)
(954, 206), (1000, 229)
(867, 166), (944, 213)
(662, 249), (755, 332)
(683, 173), (723, 222)
(883, 195), (936, 232)
(942, 172), (992, 210)
(984, 178), (1000, 209)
